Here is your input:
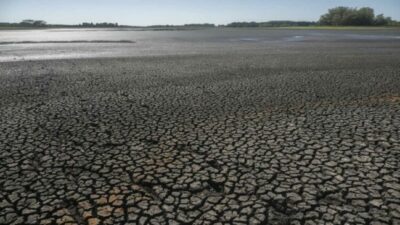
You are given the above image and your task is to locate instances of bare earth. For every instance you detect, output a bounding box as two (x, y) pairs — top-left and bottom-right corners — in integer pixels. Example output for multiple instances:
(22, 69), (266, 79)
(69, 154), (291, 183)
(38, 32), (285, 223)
(0, 29), (400, 225)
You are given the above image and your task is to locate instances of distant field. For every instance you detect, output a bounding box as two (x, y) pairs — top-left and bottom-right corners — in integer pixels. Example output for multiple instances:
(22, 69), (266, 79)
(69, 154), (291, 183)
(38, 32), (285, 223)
(0, 26), (43, 30)
(1, 25), (400, 31)
(279, 25), (400, 30)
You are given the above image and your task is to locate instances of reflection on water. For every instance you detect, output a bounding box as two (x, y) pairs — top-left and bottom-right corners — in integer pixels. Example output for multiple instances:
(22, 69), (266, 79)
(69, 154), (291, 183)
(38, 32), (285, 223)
(285, 36), (306, 41)
(237, 38), (261, 42)
(0, 40), (135, 45)
(0, 28), (399, 62)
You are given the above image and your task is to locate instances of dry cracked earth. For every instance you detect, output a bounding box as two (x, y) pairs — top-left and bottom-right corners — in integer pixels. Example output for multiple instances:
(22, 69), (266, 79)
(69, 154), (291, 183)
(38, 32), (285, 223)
(1, 39), (400, 225)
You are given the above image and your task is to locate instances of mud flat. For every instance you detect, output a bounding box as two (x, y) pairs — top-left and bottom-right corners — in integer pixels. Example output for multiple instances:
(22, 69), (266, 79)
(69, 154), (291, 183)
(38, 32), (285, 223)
(1, 29), (400, 225)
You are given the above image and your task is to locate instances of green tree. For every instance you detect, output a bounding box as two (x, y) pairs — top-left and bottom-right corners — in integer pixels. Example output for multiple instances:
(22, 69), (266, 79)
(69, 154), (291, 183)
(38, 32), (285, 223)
(319, 7), (379, 26)
(33, 20), (46, 26)
(374, 14), (392, 26)
(354, 7), (375, 25)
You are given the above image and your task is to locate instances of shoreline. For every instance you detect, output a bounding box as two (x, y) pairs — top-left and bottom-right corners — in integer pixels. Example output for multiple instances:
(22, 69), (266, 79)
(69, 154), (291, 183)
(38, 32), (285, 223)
(1, 26), (400, 31)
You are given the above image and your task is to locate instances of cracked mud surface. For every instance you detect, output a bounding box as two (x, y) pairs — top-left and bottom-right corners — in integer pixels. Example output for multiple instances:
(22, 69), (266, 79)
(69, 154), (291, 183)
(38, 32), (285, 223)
(1, 35), (400, 225)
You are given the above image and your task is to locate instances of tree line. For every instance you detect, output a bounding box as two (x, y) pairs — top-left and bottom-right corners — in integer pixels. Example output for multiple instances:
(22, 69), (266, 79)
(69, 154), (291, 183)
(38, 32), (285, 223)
(319, 7), (394, 26)
(226, 7), (398, 27)
(226, 21), (317, 28)
(1, 7), (399, 29)
(0, 20), (216, 29)
(147, 23), (216, 28)
(80, 22), (119, 27)
(0, 19), (48, 27)
(0, 20), (120, 28)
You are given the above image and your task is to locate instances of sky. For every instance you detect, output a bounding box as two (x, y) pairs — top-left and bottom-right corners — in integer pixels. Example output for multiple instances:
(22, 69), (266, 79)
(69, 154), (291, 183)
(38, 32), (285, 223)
(1, 0), (399, 26)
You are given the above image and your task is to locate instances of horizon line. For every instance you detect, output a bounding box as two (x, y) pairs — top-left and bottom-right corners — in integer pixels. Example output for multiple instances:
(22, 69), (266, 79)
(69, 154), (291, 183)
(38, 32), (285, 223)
(0, 19), (328, 27)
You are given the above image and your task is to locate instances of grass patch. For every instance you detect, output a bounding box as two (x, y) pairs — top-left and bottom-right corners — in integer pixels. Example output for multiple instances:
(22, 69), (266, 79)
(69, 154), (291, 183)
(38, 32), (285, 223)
(276, 26), (400, 30)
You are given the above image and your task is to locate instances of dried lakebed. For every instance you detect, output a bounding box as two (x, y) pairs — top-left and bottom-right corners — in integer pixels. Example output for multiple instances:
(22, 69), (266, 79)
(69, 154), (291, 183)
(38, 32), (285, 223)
(1, 29), (400, 225)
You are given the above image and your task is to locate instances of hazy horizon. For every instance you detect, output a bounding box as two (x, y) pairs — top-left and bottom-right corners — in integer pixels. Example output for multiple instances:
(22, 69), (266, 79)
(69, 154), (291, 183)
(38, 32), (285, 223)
(1, 0), (399, 26)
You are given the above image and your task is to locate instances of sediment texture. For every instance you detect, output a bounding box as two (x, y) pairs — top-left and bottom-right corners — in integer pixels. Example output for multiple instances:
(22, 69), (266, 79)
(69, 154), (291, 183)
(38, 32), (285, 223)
(1, 40), (400, 225)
